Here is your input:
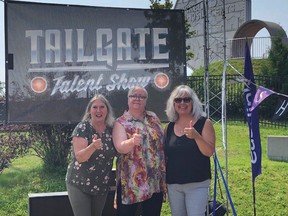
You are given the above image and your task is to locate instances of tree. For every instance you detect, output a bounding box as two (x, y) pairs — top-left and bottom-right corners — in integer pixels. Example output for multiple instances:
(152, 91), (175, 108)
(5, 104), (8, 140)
(260, 32), (288, 93)
(150, 0), (173, 9)
(268, 33), (288, 77)
(150, 0), (195, 61)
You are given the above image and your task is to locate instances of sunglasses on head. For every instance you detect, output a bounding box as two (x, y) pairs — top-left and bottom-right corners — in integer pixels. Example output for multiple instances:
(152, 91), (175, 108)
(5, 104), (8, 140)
(174, 97), (192, 104)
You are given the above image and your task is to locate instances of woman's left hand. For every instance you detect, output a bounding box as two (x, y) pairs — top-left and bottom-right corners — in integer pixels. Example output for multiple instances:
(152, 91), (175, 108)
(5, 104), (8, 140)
(92, 134), (103, 150)
(185, 119), (216, 157)
(184, 120), (200, 140)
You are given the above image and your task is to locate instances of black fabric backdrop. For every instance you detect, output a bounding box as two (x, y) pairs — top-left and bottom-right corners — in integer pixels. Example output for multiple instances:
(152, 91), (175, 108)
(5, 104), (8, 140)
(6, 1), (186, 123)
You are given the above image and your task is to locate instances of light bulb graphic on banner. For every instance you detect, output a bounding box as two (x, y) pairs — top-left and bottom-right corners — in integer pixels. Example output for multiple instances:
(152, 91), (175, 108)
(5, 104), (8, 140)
(31, 77), (47, 93)
(154, 72), (169, 90)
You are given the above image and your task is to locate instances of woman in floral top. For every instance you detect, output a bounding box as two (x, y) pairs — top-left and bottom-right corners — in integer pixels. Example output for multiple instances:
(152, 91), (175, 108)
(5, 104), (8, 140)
(112, 86), (166, 216)
(66, 94), (116, 216)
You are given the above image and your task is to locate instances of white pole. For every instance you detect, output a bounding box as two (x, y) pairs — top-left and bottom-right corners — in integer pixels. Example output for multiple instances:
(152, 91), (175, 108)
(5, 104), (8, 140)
(221, 0), (229, 214)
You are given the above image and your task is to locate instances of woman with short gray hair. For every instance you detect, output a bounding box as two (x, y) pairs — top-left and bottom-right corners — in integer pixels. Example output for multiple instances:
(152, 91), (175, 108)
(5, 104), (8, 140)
(113, 85), (166, 216)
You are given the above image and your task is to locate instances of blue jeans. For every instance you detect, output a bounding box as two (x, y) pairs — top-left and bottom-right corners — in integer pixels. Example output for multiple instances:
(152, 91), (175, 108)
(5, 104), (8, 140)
(167, 180), (210, 216)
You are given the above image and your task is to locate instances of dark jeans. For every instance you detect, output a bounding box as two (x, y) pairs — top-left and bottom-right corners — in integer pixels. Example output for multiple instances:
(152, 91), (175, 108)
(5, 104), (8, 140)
(116, 184), (163, 216)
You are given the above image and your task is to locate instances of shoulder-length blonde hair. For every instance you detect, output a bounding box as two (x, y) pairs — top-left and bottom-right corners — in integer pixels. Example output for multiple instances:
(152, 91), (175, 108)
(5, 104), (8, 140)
(165, 85), (206, 122)
(82, 94), (115, 127)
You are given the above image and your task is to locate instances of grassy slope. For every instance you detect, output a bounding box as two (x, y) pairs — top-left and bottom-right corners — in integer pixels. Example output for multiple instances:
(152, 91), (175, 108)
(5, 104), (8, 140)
(0, 123), (288, 215)
(192, 59), (267, 76)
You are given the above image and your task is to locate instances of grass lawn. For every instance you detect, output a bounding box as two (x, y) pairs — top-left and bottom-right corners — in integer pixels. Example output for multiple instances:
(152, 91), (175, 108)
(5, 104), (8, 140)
(0, 122), (288, 215)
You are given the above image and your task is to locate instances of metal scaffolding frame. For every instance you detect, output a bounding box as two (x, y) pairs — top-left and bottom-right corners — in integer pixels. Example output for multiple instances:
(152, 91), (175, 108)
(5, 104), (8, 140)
(184, 0), (229, 214)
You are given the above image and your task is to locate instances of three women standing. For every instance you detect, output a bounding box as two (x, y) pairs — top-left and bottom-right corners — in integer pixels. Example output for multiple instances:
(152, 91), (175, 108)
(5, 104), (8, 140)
(66, 84), (215, 216)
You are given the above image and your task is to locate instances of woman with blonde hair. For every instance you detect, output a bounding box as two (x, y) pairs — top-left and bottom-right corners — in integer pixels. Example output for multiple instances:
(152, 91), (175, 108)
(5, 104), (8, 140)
(66, 94), (116, 216)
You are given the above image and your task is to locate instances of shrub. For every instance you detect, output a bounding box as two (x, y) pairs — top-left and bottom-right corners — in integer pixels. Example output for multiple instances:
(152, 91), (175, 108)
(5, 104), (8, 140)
(0, 124), (31, 173)
(29, 124), (76, 171)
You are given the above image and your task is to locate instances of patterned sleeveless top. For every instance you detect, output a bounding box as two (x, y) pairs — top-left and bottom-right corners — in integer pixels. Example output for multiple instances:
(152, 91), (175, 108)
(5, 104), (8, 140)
(116, 111), (166, 204)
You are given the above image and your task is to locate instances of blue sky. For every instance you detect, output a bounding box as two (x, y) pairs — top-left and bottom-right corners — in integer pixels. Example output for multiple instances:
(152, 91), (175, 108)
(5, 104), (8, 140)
(1, 0), (288, 82)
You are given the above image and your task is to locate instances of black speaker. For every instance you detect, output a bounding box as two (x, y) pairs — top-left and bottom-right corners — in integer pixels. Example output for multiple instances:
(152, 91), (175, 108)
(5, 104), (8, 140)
(28, 192), (74, 216)
(28, 170), (117, 216)
(28, 191), (117, 216)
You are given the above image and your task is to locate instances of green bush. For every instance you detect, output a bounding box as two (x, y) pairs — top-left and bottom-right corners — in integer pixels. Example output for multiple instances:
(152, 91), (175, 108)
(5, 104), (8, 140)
(29, 124), (76, 171)
(0, 125), (31, 173)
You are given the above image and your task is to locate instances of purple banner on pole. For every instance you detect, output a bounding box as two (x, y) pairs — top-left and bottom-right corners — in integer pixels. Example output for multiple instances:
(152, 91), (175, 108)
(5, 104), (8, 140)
(251, 86), (274, 112)
(243, 43), (262, 181)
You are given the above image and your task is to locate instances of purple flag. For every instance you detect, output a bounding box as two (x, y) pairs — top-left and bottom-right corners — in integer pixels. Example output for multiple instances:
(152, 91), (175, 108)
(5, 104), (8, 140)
(243, 43), (262, 181)
(251, 86), (275, 111)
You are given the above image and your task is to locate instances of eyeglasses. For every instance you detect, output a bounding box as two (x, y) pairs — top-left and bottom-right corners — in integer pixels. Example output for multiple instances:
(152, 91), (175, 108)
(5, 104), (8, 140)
(174, 97), (192, 104)
(129, 95), (147, 100)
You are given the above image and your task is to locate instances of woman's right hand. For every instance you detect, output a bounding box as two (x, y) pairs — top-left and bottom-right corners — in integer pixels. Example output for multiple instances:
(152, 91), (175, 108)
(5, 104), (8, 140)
(132, 128), (142, 146)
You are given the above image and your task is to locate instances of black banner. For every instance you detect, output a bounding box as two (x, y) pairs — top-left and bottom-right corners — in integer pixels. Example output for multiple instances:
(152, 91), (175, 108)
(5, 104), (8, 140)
(272, 96), (288, 120)
(6, 1), (186, 123)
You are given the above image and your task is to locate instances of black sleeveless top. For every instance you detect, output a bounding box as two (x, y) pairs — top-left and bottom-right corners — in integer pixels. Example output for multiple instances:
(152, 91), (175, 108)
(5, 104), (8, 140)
(165, 117), (211, 184)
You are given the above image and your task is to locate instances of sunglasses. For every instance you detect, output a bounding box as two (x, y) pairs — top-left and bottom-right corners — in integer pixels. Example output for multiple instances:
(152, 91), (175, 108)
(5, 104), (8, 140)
(174, 97), (192, 104)
(129, 95), (147, 100)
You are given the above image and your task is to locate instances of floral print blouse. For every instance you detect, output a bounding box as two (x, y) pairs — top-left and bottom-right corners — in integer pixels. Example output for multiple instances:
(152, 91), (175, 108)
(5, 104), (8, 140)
(66, 120), (116, 195)
(116, 111), (166, 204)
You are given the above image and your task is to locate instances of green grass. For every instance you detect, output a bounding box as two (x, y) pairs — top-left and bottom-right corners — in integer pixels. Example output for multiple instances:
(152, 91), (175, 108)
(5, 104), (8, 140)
(0, 154), (67, 216)
(1, 122), (288, 215)
(192, 59), (268, 76)
(213, 123), (288, 216)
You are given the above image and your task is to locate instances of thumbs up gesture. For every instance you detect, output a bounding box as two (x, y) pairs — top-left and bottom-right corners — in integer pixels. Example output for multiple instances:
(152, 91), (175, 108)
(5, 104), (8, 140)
(184, 120), (199, 140)
(132, 128), (143, 146)
(92, 134), (103, 150)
